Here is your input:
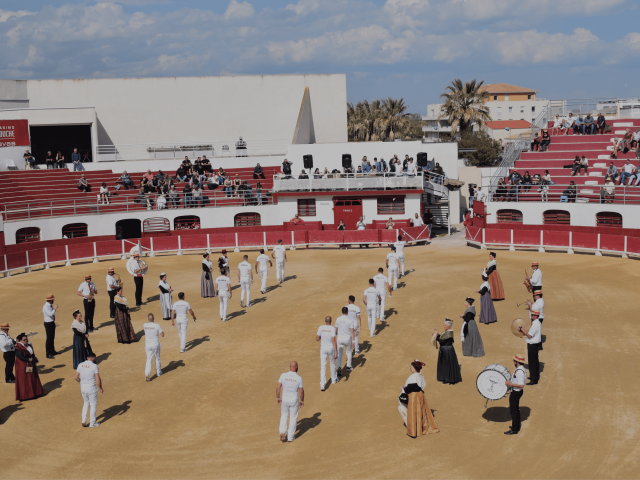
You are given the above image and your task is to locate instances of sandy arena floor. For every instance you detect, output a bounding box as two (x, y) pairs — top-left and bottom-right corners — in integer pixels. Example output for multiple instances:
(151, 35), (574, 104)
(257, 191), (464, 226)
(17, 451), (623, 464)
(1, 233), (639, 479)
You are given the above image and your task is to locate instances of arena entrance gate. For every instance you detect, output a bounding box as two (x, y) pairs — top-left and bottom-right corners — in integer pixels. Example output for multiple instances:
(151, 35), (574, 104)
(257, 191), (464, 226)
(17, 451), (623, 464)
(333, 198), (362, 230)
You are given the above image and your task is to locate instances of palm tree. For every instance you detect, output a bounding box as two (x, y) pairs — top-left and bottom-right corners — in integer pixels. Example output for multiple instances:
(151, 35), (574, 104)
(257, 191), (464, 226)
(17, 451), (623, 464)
(347, 99), (383, 141)
(438, 79), (492, 133)
(347, 98), (414, 141)
(378, 97), (411, 141)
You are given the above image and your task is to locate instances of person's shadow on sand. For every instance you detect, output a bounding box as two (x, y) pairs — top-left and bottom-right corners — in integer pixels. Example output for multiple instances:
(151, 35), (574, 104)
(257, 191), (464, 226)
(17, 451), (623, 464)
(295, 412), (321, 438)
(97, 400), (132, 424)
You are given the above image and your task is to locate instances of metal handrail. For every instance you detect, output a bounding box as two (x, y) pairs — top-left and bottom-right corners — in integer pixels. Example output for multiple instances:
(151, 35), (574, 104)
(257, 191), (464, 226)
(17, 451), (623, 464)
(488, 182), (640, 204)
(271, 171), (425, 192)
(489, 134), (527, 196)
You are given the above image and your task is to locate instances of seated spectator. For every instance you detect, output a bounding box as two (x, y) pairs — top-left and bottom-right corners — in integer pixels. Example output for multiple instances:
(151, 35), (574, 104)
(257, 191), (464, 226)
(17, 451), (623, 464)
(78, 174), (90, 192)
(290, 213), (304, 225)
(182, 156), (192, 167)
(157, 170), (166, 183)
(603, 178), (615, 204)
(158, 183), (169, 195)
(619, 159), (635, 185)
(574, 115), (585, 135)
(256, 182), (264, 205)
(566, 156), (581, 176)
(118, 171), (134, 190)
(623, 128), (633, 151)
(344, 165), (354, 175)
(55, 151), (66, 169)
(23, 149), (35, 169)
(243, 181), (254, 206)
(521, 171), (532, 192)
(201, 155), (212, 173)
(71, 148), (82, 171)
(299, 169), (309, 179)
(218, 167), (226, 177)
(158, 175), (167, 191)
(530, 132), (540, 152)
(182, 184), (193, 208)
(254, 163), (265, 179)
(596, 113), (607, 134)
(232, 174), (241, 194)
(628, 161), (640, 186)
(207, 172), (219, 190)
(156, 194), (167, 210)
(564, 113), (576, 136)
(144, 169), (154, 182)
(362, 160), (372, 173)
(313, 168), (321, 179)
(631, 127), (640, 149)
(507, 180), (518, 202)
(151, 174), (160, 191)
(579, 156), (589, 175)
(168, 185), (179, 208)
(566, 180), (577, 203)
(606, 162), (619, 182)
(192, 184), (203, 207)
(539, 129), (551, 151)
(496, 179), (507, 201)
(611, 138), (622, 159)
(583, 114), (595, 135)
(99, 182), (110, 205)
(136, 186), (152, 210)
(224, 177), (233, 197)
(175, 165), (188, 182)
(551, 115), (562, 136)
(194, 157), (203, 175)
(509, 168), (522, 185)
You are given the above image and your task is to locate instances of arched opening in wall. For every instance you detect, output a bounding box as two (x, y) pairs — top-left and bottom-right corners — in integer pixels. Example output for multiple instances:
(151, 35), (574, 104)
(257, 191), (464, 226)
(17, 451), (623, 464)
(62, 223), (88, 239)
(142, 217), (170, 235)
(116, 219), (142, 240)
(234, 213), (261, 227)
(174, 216), (201, 230)
(543, 210), (570, 225)
(16, 227), (41, 244)
(497, 209), (523, 223)
(596, 212), (623, 227)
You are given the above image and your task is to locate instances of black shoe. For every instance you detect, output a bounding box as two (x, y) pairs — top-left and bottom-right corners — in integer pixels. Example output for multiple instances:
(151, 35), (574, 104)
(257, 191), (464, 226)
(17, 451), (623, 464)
(337, 368), (342, 377)
(504, 430), (518, 435)
(46, 355), (55, 359)
(527, 380), (538, 385)
(6, 379), (15, 384)
(110, 315), (115, 319)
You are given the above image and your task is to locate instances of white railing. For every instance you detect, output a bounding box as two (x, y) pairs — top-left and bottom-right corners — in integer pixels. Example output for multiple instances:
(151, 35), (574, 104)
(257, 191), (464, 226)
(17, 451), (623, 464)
(272, 172), (424, 192)
(489, 134), (527, 196)
(488, 182), (640, 204)
(96, 139), (289, 162)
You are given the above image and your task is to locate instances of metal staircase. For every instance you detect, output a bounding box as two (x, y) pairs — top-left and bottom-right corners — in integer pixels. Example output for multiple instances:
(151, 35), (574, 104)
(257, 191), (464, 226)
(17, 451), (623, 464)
(423, 173), (450, 230)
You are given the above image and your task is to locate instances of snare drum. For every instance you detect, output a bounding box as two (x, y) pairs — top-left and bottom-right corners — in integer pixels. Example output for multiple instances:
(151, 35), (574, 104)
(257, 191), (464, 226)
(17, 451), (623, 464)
(476, 364), (512, 401)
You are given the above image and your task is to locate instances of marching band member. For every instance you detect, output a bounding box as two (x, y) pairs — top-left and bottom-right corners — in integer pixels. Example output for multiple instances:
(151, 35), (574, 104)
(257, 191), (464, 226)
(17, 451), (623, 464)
(518, 310), (542, 385)
(485, 252), (505, 301)
(526, 290), (545, 323)
(476, 272), (497, 324)
(0, 323), (16, 384)
(504, 354), (527, 435)
(113, 287), (136, 344)
(527, 262), (542, 292)
(106, 267), (119, 319)
(158, 273), (173, 320)
(459, 297), (485, 357)
(77, 276), (98, 332)
(131, 253), (145, 306)
(398, 360), (439, 437)
(432, 319), (462, 385)
(201, 253), (215, 298)
(43, 293), (59, 358)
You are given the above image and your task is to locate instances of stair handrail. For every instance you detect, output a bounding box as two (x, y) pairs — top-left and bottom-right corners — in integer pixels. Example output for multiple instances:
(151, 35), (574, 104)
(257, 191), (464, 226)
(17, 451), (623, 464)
(489, 133), (527, 197)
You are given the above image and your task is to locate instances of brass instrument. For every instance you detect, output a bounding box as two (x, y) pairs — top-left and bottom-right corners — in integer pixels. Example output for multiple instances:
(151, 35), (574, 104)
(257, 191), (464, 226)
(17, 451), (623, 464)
(523, 267), (533, 293)
(114, 273), (123, 289)
(516, 299), (530, 307)
(87, 282), (97, 302)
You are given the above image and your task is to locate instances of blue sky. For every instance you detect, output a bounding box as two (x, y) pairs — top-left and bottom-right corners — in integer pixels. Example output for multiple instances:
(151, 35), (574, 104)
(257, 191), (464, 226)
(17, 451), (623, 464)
(2, 0), (640, 114)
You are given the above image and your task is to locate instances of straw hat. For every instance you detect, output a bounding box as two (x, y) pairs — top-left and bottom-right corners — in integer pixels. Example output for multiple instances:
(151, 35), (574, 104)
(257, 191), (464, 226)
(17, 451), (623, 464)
(46, 293), (55, 300)
(85, 275), (92, 280)
(530, 310), (540, 316)
(108, 267), (114, 273)
(533, 290), (542, 295)
(0, 323), (9, 330)
(531, 262), (539, 267)
(514, 354), (525, 363)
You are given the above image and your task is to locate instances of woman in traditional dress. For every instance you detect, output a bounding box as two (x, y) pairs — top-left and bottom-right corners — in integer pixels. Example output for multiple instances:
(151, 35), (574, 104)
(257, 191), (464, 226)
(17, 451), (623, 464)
(459, 297), (485, 357)
(71, 310), (92, 369)
(114, 287), (136, 344)
(476, 272), (497, 324)
(14, 333), (44, 401)
(201, 253), (215, 298)
(432, 319), (462, 385)
(398, 360), (439, 438)
(158, 273), (173, 320)
(485, 251), (505, 301)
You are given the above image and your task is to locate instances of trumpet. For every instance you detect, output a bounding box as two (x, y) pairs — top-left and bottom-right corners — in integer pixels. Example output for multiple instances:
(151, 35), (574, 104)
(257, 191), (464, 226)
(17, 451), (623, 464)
(516, 299), (530, 307)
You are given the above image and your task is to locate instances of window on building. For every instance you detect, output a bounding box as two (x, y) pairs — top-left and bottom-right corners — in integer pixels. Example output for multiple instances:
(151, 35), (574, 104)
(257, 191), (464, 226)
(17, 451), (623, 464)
(494, 95), (498, 101)
(520, 106), (524, 113)
(142, 217), (170, 233)
(543, 210), (570, 225)
(508, 106), (513, 113)
(497, 107), (502, 119)
(62, 223), (88, 239)
(174, 216), (201, 230)
(596, 212), (623, 227)
(297, 199), (316, 216)
(505, 95), (509, 101)
(528, 94), (532, 100)
(497, 209), (523, 223)
(16, 227), (40, 244)
(431, 109), (435, 116)
(377, 197), (405, 215)
(234, 213), (261, 227)
(532, 106), (536, 113)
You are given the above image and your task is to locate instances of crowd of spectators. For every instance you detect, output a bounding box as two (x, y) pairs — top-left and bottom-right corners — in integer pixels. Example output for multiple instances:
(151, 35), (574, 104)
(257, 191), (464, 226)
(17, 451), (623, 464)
(23, 147), (86, 170)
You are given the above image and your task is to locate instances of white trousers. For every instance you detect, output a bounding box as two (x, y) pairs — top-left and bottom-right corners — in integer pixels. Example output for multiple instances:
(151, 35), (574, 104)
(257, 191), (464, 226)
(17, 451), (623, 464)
(366, 305), (377, 336)
(218, 293), (229, 321)
(388, 268), (399, 290)
(336, 335), (352, 369)
(145, 343), (162, 376)
(320, 346), (337, 387)
(177, 320), (188, 351)
(279, 399), (299, 441)
(260, 270), (268, 291)
(81, 386), (98, 426)
(276, 261), (285, 283)
(352, 324), (360, 353)
(376, 289), (387, 320)
(397, 253), (405, 275)
(240, 277), (251, 306)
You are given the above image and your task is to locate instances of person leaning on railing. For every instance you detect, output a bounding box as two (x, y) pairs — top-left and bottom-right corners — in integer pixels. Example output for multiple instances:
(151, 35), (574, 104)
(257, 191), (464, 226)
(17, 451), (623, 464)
(192, 184), (203, 207)
(298, 170), (309, 180)
(603, 178), (615, 204)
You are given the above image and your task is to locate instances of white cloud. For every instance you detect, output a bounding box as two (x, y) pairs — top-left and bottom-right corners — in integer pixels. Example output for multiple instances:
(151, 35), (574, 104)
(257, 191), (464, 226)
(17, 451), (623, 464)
(0, 9), (34, 23)
(223, 0), (254, 21)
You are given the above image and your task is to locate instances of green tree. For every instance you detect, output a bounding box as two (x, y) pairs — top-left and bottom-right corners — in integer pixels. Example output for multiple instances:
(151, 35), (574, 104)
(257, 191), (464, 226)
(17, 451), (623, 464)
(377, 97), (411, 141)
(456, 131), (503, 167)
(438, 78), (492, 133)
(347, 97), (418, 142)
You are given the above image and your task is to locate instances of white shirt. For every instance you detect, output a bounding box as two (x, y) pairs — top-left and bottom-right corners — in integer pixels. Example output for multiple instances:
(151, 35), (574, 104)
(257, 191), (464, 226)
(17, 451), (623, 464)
(316, 325), (336, 349)
(526, 319), (542, 344)
(413, 216), (424, 227)
(475, 190), (486, 202)
(43, 302), (56, 323)
(172, 300), (191, 319)
(335, 315), (353, 337)
(531, 298), (545, 319)
(512, 365), (527, 392)
(356, 221), (366, 230)
(278, 371), (303, 403)
(143, 322), (163, 346)
(373, 273), (388, 291)
(78, 282), (94, 296)
(394, 241), (405, 255)
(566, 116), (576, 126)
(216, 276), (231, 295)
(238, 261), (252, 278)
(364, 287), (378, 307)
(273, 245), (286, 261)
(100, 186), (108, 194)
(346, 304), (361, 329)
(387, 252), (399, 270)
(256, 254), (270, 271)
(623, 163), (634, 174)
(76, 360), (99, 388)
(106, 274), (118, 290)
(0, 331), (15, 352)
(403, 372), (426, 391)
(407, 162), (417, 174)
(530, 269), (542, 287)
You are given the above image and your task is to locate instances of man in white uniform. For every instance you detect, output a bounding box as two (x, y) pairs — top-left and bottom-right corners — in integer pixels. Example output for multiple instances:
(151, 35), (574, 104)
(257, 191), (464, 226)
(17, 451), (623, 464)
(373, 268), (392, 321)
(504, 354), (526, 435)
(527, 262), (542, 293)
(255, 249), (272, 294)
(276, 361), (304, 442)
(214, 268), (232, 321)
(518, 310), (542, 385)
(386, 247), (401, 290)
(316, 316), (338, 390)
(525, 290), (545, 323)
(238, 255), (254, 308)
(143, 313), (164, 381)
(394, 236), (406, 277)
(171, 292), (196, 353)
(335, 307), (354, 376)
(106, 267), (119, 319)
(345, 295), (362, 354)
(74, 352), (103, 428)
(363, 279), (380, 337)
(271, 239), (287, 284)
(43, 293), (58, 359)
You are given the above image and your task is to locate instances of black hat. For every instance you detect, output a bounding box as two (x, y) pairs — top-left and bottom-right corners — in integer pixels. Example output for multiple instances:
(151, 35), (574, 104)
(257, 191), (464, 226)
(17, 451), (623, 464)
(465, 297), (475, 304)
(490, 251), (497, 257)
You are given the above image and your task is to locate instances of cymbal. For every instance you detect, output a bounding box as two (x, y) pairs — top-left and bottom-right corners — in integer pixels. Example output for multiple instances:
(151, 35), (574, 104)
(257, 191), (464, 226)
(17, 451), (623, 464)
(511, 318), (528, 337)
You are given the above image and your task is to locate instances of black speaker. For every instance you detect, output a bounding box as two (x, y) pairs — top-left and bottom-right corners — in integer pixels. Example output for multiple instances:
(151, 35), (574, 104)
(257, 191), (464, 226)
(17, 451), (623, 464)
(303, 155), (313, 169)
(342, 154), (352, 168)
(417, 152), (429, 167)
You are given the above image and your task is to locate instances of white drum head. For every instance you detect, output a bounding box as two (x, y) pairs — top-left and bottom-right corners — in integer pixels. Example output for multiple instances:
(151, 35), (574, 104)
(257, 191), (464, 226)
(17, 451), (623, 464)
(476, 364), (512, 401)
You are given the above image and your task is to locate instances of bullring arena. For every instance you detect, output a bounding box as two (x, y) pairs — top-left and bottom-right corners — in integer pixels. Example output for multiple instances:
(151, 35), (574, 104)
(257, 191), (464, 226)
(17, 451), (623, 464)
(1, 234), (639, 479)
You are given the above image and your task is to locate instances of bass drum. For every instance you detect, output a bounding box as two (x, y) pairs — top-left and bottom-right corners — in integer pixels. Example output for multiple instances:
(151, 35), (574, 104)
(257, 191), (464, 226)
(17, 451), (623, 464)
(476, 364), (512, 401)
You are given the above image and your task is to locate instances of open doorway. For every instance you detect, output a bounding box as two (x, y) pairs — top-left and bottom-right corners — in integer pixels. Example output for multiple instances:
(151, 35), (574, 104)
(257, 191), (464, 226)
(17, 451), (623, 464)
(116, 219), (141, 240)
(29, 124), (92, 166)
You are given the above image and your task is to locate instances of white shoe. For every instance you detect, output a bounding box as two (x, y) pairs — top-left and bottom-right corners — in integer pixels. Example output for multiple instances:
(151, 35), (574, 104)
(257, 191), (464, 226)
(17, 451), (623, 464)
(145, 376), (150, 382)
(157, 372), (163, 377)
(371, 333), (376, 337)
(90, 422), (100, 428)
(180, 349), (185, 353)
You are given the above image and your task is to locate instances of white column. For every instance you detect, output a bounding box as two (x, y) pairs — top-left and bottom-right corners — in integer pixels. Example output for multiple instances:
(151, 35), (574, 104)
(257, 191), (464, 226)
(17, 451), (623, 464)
(93, 242), (99, 263)
(44, 247), (50, 269)
(622, 236), (628, 259)
(207, 234), (210, 251)
(481, 228), (487, 249)
(234, 232), (240, 253)
(595, 233), (602, 256)
(25, 250), (31, 273)
(65, 245), (71, 266)
(263, 231), (267, 250)
(567, 231), (574, 254)
(177, 236), (183, 255)
(2, 255), (7, 277)
(149, 237), (155, 257)
(290, 230), (296, 250)
(538, 230), (545, 253)
(121, 239), (127, 260)
(509, 229), (515, 251)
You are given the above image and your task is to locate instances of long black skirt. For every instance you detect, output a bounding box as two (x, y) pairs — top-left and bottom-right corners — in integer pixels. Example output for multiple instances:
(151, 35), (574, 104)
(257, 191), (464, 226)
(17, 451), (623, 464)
(437, 345), (462, 385)
(72, 335), (92, 369)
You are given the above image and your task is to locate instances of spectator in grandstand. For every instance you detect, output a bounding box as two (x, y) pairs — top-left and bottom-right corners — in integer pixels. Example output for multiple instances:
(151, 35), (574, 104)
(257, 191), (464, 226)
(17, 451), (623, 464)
(207, 172), (219, 190)
(190, 173), (203, 189)
(217, 170), (226, 188)
(78, 174), (90, 192)
(413, 212), (424, 227)
(567, 156), (581, 176)
(521, 171), (532, 193)
(137, 186), (152, 209)
(175, 165), (188, 182)
(361, 156), (368, 170)
(603, 178), (615, 204)
(194, 157), (203, 175)
(118, 171), (134, 190)
(99, 182), (111, 205)
(144, 169), (154, 182)
(623, 128), (634, 151)
(425, 209), (434, 237)
(551, 115), (562, 136)
(55, 151), (66, 169)
(407, 158), (417, 176)
(298, 170), (309, 179)
(23, 149), (35, 169)
(507, 180), (518, 202)
(233, 174), (241, 195)
(539, 129), (551, 151)
(313, 168), (321, 179)
(596, 113), (607, 134)
(183, 184), (193, 208)
(564, 113), (575, 135)
(628, 162), (640, 186)
(158, 174), (168, 192)
(256, 182), (263, 205)
(374, 157), (383, 173)
(168, 185), (179, 208)
(71, 148), (82, 171)
(584, 114), (595, 135)
(254, 163), (265, 179)
(336, 219), (346, 230)
(565, 180), (577, 203)
(182, 156), (191, 167)
(388, 157), (397, 174)
(282, 159), (293, 179)
(156, 170), (166, 183)
(606, 162), (619, 182)
(140, 175), (151, 193)
(192, 184), (203, 207)
(322, 167), (330, 178)
(619, 159), (635, 185)
(540, 170), (552, 202)
(509, 168), (522, 185)
(290, 214), (304, 225)
(495, 179), (507, 201)
(362, 159), (372, 173)
(382, 158), (389, 173)
(201, 156), (212, 173)
(530, 132), (540, 152)
(243, 181), (255, 206)
(386, 218), (395, 229)
(218, 167), (226, 177)
(574, 115), (585, 135)
(433, 162), (444, 184)
(224, 176), (233, 197)
(344, 164), (355, 175)
(632, 127), (640, 149)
